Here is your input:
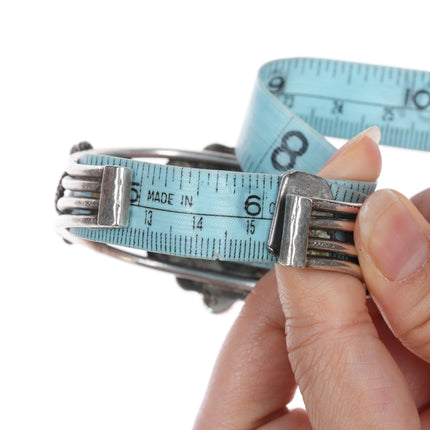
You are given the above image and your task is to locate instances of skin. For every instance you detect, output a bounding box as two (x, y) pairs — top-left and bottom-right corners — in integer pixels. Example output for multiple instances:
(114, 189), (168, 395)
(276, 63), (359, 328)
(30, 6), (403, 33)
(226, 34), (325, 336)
(193, 131), (430, 430)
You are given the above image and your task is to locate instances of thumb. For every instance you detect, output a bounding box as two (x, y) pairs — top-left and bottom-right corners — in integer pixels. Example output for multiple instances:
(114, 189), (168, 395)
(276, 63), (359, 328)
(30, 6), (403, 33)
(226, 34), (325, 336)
(355, 189), (430, 362)
(276, 127), (420, 430)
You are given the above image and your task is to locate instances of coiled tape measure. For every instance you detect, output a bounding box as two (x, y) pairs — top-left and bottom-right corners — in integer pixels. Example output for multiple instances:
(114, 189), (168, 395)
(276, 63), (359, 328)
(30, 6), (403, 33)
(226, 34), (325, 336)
(56, 58), (430, 312)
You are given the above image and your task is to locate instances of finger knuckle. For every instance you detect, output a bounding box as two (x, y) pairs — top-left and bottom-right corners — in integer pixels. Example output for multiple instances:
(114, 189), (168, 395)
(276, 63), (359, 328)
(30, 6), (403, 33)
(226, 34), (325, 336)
(285, 307), (374, 355)
(285, 309), (376, 393)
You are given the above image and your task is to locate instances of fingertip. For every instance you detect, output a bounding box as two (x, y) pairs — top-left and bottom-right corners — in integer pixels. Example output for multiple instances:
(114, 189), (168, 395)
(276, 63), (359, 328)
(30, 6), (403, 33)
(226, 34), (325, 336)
(356, 189), (429, 282)
(319, 127), (382, 181)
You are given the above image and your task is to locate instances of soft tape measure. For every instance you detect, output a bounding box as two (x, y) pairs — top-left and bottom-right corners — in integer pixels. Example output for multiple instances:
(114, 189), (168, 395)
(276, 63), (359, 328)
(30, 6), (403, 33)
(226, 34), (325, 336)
(56, 58), (430, 309)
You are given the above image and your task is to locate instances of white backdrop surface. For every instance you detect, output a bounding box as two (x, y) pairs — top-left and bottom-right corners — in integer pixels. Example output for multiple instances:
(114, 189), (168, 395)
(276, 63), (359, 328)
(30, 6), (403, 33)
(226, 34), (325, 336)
(1, 1), (430, 429)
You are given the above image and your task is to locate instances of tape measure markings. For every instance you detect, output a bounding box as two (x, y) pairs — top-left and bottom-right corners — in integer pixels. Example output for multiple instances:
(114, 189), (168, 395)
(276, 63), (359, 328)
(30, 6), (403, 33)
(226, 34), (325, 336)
(72, 150), (373, 263)
(129, 204), (274, 221)
(69, 58), (430, 264)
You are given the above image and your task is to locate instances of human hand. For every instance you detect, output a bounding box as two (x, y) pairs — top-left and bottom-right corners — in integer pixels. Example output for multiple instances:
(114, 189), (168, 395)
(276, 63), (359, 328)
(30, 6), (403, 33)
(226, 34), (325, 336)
(193, 127), (430, 429)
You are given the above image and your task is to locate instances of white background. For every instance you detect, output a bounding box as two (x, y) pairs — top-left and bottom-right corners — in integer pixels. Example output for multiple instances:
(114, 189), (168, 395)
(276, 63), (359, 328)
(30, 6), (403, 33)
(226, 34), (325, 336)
(1, 1), (430, 429)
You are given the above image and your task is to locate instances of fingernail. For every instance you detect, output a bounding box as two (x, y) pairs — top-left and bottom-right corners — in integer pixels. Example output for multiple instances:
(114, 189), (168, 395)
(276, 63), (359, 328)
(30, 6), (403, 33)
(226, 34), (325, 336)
(358, 190), (429, 281)
(359, 125), (381, 143)
(322, 126), (381, 168)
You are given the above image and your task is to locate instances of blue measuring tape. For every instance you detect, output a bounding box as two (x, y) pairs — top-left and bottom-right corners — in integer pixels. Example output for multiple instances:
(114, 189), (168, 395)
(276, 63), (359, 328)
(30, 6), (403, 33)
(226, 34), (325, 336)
(69, 58), (430, 264)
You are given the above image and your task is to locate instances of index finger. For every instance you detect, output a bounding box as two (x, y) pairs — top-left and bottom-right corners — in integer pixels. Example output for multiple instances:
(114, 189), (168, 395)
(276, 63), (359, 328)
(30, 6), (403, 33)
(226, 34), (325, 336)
(276, 127), (421, 429)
